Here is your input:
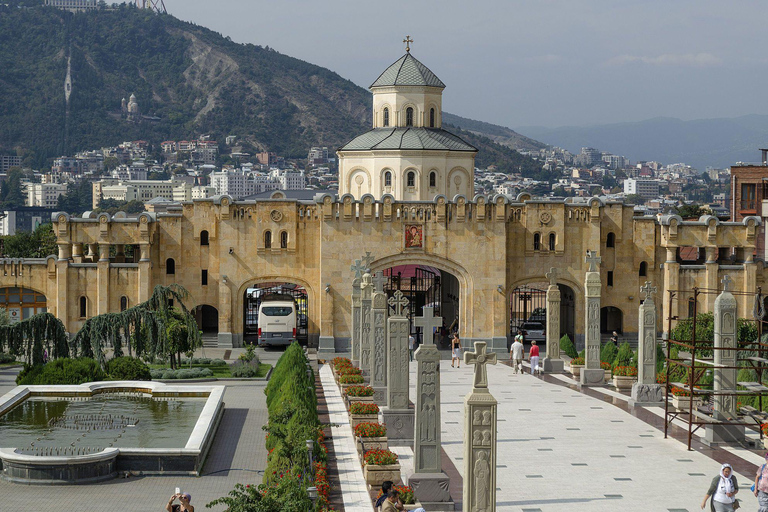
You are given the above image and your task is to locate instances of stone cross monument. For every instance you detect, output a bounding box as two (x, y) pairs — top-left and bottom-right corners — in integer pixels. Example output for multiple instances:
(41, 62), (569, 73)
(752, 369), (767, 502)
(383, 290), (414, 445)
(463, 341), (497, 512)
(542, 267), (564, 373)
(350, 259), (365, 366)
(581, 250), (604, 386)
(409, 306), (453, 510)
(707, 275), (744, 445)
(371, 271), (388, 405)
(360, 272), (373, 378)
(630, 281), (663, 406)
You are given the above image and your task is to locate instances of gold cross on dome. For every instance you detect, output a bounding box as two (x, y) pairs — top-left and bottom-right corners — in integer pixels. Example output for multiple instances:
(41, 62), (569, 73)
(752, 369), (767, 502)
(403, 35), (413, 53)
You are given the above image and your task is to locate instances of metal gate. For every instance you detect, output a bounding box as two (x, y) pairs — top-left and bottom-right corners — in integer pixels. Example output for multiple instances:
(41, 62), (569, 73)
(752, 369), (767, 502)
(243, 283), (308, 345)
(383, 266), (441, 326)
(510, 285), (547, 335)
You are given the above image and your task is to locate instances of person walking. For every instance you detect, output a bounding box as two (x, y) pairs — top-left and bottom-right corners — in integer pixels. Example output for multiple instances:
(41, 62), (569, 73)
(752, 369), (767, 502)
(701, 463), (738, 511)
(451, 334), (462, 368)
(753, 453), (768, 511)
(408, 334), (415, 362)
(509, 334), (524, 374)
(529, 340), (540, 376)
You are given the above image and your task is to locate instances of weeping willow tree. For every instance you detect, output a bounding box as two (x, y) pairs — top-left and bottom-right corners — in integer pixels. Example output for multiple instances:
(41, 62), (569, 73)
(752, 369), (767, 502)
(0, 312), (69, 366)
(72, 284), (202, 368)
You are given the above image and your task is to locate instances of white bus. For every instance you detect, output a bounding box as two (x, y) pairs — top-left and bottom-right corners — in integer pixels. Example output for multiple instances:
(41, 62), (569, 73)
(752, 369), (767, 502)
(257, 298), (297, 347)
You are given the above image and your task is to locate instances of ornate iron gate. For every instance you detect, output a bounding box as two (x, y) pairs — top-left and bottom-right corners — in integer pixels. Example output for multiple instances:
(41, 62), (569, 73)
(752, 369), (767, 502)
(510, 285), (547, 335)
(384, 267), (441, 326)
(243, 283), (308, 345)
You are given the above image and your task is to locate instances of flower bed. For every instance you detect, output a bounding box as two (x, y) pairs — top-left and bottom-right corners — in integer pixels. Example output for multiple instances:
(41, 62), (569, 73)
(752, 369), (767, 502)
(612, 366), (637, 390)
(350, 402), (379, 428)
(340, 374), (365, 385)
(345, 385), (375, 397)
(354, 422), (387, 438)
(570, 357), (585, 378)
(613, 366), (638, 377)
(362, 449), (400, 486)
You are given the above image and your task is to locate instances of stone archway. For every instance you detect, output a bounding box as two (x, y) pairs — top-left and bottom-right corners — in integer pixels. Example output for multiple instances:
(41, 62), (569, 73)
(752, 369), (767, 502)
(0, 287), (47, 323)
(601, 306), (623, 334)
(193, 305), (219, 334)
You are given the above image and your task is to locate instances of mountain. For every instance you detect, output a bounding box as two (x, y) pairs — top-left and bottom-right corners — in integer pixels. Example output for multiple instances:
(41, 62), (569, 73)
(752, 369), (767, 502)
(519, 115), (768, 170)
(442, 113), (546, 152)
(0, 3), (543, 175)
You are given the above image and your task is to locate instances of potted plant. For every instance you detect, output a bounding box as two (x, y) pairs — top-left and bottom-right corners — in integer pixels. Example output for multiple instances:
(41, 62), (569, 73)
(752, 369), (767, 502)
(349, 402), (380, 428)
(671, 386), (702, 411)
(570, 357), (585, 378)
(354, 422), (388, 452)
(362, 449), (400, 486)
(339, 373), (365, 393)
(375, 485), (420, 510)
(345, 385), (375, 408)
(601, 362), (612, 383)
(331, 357), (352, 379)
(335, 364), (362, 384)
(612, 366), (638, 390)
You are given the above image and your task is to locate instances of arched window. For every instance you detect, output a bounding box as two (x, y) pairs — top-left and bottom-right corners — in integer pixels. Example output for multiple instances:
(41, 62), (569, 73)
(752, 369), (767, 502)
(120, 296), (128, 312)
(639, 261), (648, 277)
(384, 171), (392, 187)
(383, 107), (389, 127)
(200, 230), (209, 246)
(606, 232), (615, 248)
(264, 230), (272, 249)
(533, 233), (541, 251)
(280, 231), (288, 249)
(407, 171), (415, 187)
(429, 108), (435, 128)
(429, 171), (436, 188)
(166, 258), (175, 275)
(549, 233), (556, 251)
(79, 296), (87, 318)
(406, 107), (414, 127)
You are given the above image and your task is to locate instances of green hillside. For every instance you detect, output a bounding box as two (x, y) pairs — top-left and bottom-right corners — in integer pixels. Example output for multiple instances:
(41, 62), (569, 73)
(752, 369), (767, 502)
(0, 3), (541, 174)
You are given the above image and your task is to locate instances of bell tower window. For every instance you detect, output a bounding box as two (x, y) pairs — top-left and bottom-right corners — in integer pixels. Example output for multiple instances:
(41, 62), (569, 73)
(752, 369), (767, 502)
(406, 107), (414, 127)
(383, 107), (389, 127)
(429, 171), (436, 188)
(407, 171), (415, 187)
(429, 108), (435, 128)
(384, 171), (392, 187)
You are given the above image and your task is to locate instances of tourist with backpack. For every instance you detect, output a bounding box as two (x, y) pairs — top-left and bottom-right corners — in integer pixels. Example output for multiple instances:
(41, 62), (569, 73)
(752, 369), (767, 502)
(753, 453), (768, 511)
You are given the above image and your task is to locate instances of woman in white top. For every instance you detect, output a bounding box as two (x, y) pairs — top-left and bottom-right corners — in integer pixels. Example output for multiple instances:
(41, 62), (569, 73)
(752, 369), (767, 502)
(701, 463), (739, 511)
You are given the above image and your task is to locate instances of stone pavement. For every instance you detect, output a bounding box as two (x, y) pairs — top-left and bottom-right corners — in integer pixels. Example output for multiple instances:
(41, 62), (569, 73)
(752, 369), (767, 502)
(0, 365), (269, 512)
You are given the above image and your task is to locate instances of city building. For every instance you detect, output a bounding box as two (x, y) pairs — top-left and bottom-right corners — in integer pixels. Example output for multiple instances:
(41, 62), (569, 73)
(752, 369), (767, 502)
(0, 155), (21, 172)
(730, 151), (768, 257)
(26, 183), (68, 208)
(0, 207), (54, 236)
(44, 0), (98, 12)
(624, 178), (660, 199)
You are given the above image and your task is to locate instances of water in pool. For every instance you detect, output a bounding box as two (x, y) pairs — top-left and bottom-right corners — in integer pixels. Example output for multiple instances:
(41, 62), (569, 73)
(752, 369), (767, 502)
(0, 392), (207, 453)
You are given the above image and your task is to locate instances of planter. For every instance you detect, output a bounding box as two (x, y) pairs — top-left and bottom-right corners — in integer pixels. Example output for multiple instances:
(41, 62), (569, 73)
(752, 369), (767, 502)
(340, 382), (365, 395)
(613, 375), (637, 390)
(356, 436), (388, 452)
(603, 371), (612, 383)
(570, 364), (584, 379)
(404, 504), (424, 511)
(363, 463), (401, 486)
(672, 394), (702, 411)
(346, 395), (375, 409)
(350, 413), (379, 429)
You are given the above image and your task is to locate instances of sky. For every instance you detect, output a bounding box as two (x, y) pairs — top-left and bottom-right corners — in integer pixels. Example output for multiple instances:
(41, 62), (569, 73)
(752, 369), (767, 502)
(170, 0), (768, 130)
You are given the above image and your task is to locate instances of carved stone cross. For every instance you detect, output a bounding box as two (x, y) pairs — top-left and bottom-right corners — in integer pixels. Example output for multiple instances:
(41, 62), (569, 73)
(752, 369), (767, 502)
(362, 251), (374, 272)
(372, 271), (387, 293)
(721, 274), (733, 292)
(640, 281), (657, 301)
(546, 267), (557, 287)
(415, 306), (442, 345)
(388, 290), (409, 317)
(465, 341), (497, 389)
(351, 259), (366, 280)
(585, 250), (601, 272)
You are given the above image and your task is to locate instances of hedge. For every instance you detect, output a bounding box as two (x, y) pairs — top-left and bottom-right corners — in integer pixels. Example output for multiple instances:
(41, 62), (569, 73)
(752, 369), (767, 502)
(16, 358), (105, 385)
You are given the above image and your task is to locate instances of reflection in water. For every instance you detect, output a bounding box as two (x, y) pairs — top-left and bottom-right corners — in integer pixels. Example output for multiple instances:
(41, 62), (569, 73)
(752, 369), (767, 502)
(0, 393), (206, 453)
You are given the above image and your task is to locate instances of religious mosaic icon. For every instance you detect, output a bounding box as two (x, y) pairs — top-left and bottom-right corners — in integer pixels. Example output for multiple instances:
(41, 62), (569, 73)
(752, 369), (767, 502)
(405, 224), (423, 248)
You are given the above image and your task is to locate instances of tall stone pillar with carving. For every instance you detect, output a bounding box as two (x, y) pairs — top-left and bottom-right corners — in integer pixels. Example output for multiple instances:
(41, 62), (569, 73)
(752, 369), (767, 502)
(371, 271), (388, 405)
(706, 275), (745, 445)
(630, 282), (663, 405)
(542, 267), (563, 373)
(581, 251), (604, 386)
(350, 258), (365, 366)
(409, 306), (453, 511)
(463, 341), (498, 512)
(383, 290), (414, 445)
(359, 272), (373, 378)
(218, 275), (234, 348)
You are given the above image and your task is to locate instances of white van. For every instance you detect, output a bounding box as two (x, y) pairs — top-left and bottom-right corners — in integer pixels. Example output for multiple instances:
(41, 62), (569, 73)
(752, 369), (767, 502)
(257, 300), (297, 347)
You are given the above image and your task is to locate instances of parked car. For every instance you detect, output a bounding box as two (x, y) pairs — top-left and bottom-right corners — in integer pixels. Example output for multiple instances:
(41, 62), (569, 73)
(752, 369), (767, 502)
(519, 322), (546, 343)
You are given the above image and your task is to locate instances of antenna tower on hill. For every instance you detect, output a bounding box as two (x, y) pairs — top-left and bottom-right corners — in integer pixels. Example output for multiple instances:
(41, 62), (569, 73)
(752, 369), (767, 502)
(135, 0), (167, 14)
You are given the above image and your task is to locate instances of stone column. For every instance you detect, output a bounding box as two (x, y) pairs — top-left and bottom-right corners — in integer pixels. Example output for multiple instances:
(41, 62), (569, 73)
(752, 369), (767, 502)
(218, 275), (234, 348)
(631, 282), (663, 406)
(542, 267), (563, 373)
(463, 341), (497, 512)
(371, 271), (388, 405)
(383, 290), (414, 445)
(72, 243), (84, 264)
(96, 243), (110, 315)
(581, 251), (604, 386)
(706, 275), (744, 445)
(409, 306), (453, 510)
(359, 272), (373, 378)
(350, 258), (365, 366)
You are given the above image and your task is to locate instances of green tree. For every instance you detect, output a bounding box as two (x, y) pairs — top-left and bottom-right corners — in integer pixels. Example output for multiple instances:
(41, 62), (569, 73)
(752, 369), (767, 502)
(0, 169), (25, 209)
(57, 181), (94, 215)
(674, 203), (710, 219)
(624, 194), (644, 205)
(102, 157), (119, 173)
(1, 223), (57, 258)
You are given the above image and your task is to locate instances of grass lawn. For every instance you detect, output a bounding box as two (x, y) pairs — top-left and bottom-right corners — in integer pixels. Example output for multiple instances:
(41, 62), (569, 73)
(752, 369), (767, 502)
(149, 362), (271, 379)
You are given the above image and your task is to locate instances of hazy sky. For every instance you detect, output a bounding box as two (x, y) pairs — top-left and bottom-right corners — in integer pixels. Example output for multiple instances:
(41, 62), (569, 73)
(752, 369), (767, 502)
(171, 0), (768, 129)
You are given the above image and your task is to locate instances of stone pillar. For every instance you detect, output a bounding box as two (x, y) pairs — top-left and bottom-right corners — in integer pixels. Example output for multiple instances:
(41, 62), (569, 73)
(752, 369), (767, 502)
(542, 267), (563, 373)
(359, 272), (373, 378)
(704, 246), (718, 312)
(581, 251), (604, 386)
(114, 244), (125, 264)
(96, 243), (110, 315)
(371, 271), (388, 405)
(706, 275), (744, 445)
(72, 243), (84, 264)
(218, 275), (234, 348)
(463, 341), (497, 512)
(137, 243), (151, 303)
(410, 306), (453, 511)
(383, 290), (414, 445)
(662, 247), (680, 337)
(350, 258), (366, 365)
(631, 282), (663, 406)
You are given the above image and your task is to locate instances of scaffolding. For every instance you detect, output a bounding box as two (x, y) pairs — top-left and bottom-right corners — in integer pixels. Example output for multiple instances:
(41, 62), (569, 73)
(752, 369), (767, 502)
(663, 286), (768, 450)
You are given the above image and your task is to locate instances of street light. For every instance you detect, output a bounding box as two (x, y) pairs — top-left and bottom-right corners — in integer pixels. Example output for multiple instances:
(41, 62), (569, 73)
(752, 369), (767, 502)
(307, 486), (318, 510)
(306, 439), (315, 479)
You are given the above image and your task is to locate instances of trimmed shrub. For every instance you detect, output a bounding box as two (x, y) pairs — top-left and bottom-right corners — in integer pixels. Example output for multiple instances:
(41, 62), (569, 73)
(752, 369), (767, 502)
(613, 342), (635, 370)
(600, 342), (618, 364)
(106, 356), (151, 381)
(0, 352), (16, 364)
(16, 358), (104, 385)
(210, 358), (227, 367)
(560, 334), (578, 359)
(161, 371), (175, 379)
(231, 359), (261, 378)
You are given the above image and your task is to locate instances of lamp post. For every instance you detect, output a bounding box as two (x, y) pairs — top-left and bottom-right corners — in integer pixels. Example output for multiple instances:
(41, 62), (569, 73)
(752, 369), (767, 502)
(305, 439), (315, 479)
(307, 486), (318, 510)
